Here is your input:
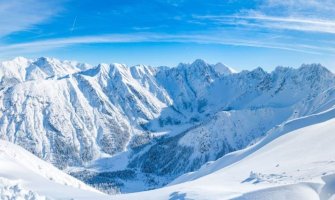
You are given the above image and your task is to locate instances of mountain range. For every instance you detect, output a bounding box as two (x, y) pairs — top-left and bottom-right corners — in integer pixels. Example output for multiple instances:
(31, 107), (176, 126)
(0, 57), (334, 199)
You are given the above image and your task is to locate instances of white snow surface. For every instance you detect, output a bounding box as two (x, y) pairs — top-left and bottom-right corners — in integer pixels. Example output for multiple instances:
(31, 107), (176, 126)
(113, 106), (335, 200)
(0, 139), (109, 200)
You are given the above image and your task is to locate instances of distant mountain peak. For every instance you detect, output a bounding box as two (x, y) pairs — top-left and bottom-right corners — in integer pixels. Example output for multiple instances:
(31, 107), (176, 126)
(299, 63), (331, 74)
(12, 56), (30, 63)
(191, 58), (208, 66)
(213, 62), (236, 75)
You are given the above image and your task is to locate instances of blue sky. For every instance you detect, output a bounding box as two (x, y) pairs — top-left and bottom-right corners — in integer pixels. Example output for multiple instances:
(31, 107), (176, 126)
(1, 0), (335, 70)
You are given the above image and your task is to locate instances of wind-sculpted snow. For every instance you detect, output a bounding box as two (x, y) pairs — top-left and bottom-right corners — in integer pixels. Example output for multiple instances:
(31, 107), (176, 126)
(0, 57), (335, 193)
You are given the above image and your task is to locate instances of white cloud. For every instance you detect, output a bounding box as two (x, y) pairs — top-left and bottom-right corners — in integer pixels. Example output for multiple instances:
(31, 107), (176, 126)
(0, 34), (162, 50)
(260, 0), (335, 14)
(247, 0), (335, 33)
(0, 33), (331, 57)
(197, 14), (335, 34)
(0, 0), (62, 37)
(193, 0), (335, 34)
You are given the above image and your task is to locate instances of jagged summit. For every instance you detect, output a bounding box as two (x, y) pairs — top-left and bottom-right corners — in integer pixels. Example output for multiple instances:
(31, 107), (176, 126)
(191, 58), (208, 67)
(176, 59), (207, 67)
(175, 59), (236, 75)
(2, 57), (329, 79)
(11, 56), (31, 63)
(213, 62), (236, 75)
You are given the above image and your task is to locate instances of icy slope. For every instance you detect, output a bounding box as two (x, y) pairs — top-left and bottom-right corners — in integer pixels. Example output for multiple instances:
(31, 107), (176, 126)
(0, 140), (108, 200)
(114, 106), (335, 200)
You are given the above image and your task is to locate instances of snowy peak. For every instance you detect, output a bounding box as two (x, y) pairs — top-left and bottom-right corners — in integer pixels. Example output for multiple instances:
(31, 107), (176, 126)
(298, 63), (334, 80)
(31, 57), (87, 79)
(177, 59), (235, 76)
(213, 62), (236, 75)
(179, 59), (217, 76)
(90, 63), (132, 82)
(273, 63), (333, 78)
(130, 64), (156, 79)
(0, 57), (31, 85)
(190, 58), (208, 68)
(0, 57), (89, 85)
(270, 64), (335, 93)
(109, 63), (129, 77)
(11, 56), (31, 65)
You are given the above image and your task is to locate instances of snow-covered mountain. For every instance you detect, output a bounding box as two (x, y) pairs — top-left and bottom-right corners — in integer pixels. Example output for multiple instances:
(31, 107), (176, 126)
(0, 57), (335, 196)
(74, 62), (335, 193)
(0, 57), (172, 168)
(0, 57), (90, 85)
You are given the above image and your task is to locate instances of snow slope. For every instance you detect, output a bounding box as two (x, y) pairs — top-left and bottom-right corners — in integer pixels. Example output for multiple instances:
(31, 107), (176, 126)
(113, 106), (335, 200)
(0, 139), (109, 200)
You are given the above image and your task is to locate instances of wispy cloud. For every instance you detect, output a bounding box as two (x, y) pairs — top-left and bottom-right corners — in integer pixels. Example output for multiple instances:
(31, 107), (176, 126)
(0, 0), (62, 37)
(243, 0), (335, 34)
(192, 0), (335, 34)
(0, 34), (160, 51)
(1, 33), (333, 57)
(259, 0), (335, 15)
(195, 14), (335, 34)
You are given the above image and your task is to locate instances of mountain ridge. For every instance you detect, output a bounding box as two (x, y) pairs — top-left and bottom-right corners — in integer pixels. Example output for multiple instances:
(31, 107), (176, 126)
(0, 57), (334, 193)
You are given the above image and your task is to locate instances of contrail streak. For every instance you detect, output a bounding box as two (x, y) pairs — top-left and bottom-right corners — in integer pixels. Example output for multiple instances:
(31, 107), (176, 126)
(70, 16), (77, 32)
